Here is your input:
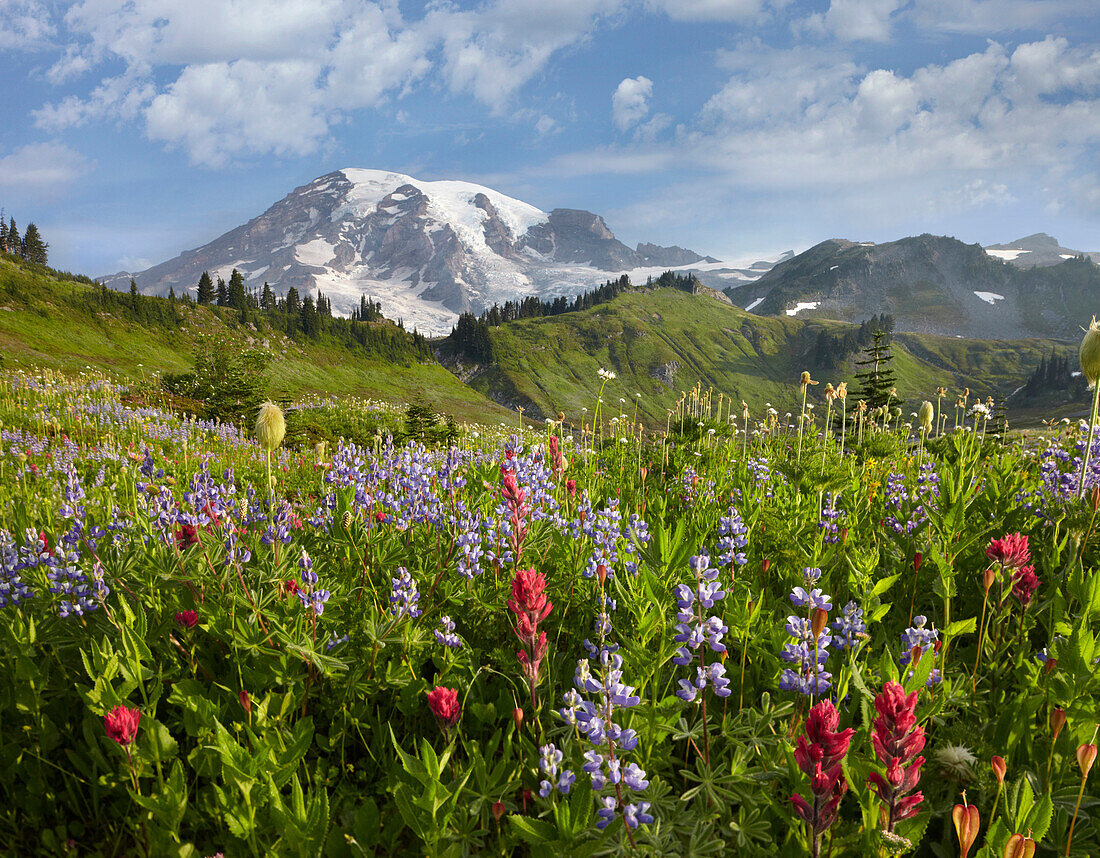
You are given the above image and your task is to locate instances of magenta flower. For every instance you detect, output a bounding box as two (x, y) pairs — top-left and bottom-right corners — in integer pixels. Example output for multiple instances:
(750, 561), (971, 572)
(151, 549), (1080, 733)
(868, 682), (925, 833)
(174, 610), (199, 629)
(104, 705), (141, 746)
(1012, 566), (1040, 607)
(791, 699), (854, 857)
(986, 533), (1030, 569)
(427, 686), (461, 728)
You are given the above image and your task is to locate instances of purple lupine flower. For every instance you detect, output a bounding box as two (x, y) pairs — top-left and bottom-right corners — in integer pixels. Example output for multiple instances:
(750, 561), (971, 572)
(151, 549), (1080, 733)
(899, 615), (942, 685)
(671, 552), (730, 702)
(818, 493), (842, 543)
(716, 505), (749, 567)
(296, 549), (330, 617)
(790, 587), (833, 611)
(831, 601), (866, 651)
(389, 566), (421, 621)
(623, 802), (654, 830)
(779, 583), (833, 695)
(538, 744), (575, 797)
(434, 616), (462, 648)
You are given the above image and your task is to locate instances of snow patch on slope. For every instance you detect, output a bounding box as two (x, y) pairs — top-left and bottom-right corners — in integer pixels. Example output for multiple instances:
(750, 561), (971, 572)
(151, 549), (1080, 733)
(973, 291), (1005, 305)
(785, 301), (819, 316)
(745, 297), (765, 312)
(985, 249), (1031, 261)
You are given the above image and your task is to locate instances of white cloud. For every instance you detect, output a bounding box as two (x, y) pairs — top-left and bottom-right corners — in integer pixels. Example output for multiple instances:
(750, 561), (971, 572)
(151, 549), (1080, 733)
(0, 142), (91, 192)
(648, 0), (766, 22)
(0, 0), (55, 50)
(908, 0), (1097, 34)
(26, 0), (624, 166)
(810, 0), (905, 42)
(612, 76), (654, 131)
(145, 60), (330, 166)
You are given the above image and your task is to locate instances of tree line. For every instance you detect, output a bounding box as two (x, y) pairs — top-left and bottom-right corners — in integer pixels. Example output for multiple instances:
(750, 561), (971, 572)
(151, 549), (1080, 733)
(0, 210), (49, 265)
(191, 269), (432, 364)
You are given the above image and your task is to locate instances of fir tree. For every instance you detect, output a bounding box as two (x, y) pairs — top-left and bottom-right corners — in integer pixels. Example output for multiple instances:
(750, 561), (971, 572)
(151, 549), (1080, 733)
(216, 276), (228, 307)
(853, 330), (897, 410)
(6, 220), (20, 257)
(196, 271), (215, 304)
(0, 216), (7, 253)
(21, 223), (47, 264)
(300, 294), (319, 336)
(227, 269), (246, 309)
(261, 282), (275, 312)
(285, 286), (301, 316)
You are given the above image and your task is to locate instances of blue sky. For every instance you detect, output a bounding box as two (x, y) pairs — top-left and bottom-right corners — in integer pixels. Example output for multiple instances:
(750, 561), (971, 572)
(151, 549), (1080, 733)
(1, 0), (1099, 275)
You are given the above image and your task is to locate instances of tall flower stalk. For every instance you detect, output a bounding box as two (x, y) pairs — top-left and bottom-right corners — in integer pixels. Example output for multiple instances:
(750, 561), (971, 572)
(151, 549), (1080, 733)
(868, 681), (925, 836)
(508, 567), (552, 710)
(790, 699), (854, 858)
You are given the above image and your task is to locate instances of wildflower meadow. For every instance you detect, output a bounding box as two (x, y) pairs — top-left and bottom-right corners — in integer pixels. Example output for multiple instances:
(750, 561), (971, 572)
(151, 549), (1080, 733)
(2, 363), (1099, 857)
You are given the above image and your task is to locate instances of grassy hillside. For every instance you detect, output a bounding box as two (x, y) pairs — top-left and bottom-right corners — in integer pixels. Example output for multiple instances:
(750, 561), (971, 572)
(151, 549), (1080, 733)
(0, 256), (506, 423)
(457, 287), (1077, 424)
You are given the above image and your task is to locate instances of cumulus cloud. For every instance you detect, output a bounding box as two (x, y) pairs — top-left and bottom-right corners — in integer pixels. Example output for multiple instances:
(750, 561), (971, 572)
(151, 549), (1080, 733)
(908, 0), (1097, 34)
(800, 0), (905, 42)
(26, 0), (624, 166)
(0, 0), (55, 50)
(648, 0), (766, 22)
(612, 76), (654, 131)
(0, 142), (91, 193)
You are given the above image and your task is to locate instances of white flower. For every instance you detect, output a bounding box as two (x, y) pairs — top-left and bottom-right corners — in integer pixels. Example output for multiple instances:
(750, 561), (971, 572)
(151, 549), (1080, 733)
(933, 744), (977, 779)
(619, 398), (626, 404)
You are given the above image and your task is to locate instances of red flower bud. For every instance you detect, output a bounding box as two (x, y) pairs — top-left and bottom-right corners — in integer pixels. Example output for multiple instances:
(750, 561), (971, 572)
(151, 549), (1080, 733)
(491, 801), (506, 822)
(913, 552), (923, 572)
(512, 707), (523, 732)
(427, 686), (461, 728)
(104, 705), (141, 746)
(762, 557), (770, 575)
(991, 756), (1006, 786)
(239, 690), (251, 715)
(1043, 657), (1057, 675)
(1077, 743), (1097, 778)
(1050, 707), (1067, 742)
(811, 607), (829, 640)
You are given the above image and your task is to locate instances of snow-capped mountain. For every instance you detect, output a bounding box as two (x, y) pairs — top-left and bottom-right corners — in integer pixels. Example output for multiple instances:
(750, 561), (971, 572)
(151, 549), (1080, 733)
(983, 233), (1099, 267)
(100, 169), (727, 334)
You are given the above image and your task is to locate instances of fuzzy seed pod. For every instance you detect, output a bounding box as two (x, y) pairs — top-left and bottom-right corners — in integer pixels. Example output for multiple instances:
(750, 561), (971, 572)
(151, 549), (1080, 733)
(255, 401), (286, 452)
(1080, 316), (1100, 387)
(918, 401), (934, 434)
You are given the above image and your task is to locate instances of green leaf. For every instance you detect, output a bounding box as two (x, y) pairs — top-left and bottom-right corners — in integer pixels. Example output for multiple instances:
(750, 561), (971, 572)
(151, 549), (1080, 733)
(942, 616), (977, 637)
(508, 815), (558, 846)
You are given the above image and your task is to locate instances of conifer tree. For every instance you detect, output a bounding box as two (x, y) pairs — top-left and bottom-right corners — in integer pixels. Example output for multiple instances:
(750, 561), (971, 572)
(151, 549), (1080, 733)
(261, 282), (275, 312)
(22, 223), (47, 264)
(227, 269), (246, 309)
(0, 216), (8, 253)
(853, 330), (897, 410)
(285, 286), (301, 316)
(216, 276), (228, 307)
(7, 220), (20, 257)
(196, 271), (215, 304)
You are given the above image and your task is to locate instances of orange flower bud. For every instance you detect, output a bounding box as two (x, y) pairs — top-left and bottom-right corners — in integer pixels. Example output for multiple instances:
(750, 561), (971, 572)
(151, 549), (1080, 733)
(811, 607), (829, 640)
(983, 567), (996, 595)
(512, 707), (523, 732)
(1077, 743), (1097, 778)
(1044, 658), (1057, 675)
(596, 564), (607, 586)
(1051, 707), (1067, 742)
(762, 558), (770, 575)
(991, 756), (1006, 786)
(952, 803), (980, 858)
(1003, 834), (1036, 858)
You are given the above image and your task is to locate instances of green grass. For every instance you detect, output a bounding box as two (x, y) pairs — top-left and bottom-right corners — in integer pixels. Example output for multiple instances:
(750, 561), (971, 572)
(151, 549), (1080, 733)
(0, 257), (508, 424)
(470, 288), (1077, 423)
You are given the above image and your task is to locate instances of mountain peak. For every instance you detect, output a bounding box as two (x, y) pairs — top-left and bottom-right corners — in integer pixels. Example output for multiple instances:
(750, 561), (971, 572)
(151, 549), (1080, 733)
(99, 168), (716, 334)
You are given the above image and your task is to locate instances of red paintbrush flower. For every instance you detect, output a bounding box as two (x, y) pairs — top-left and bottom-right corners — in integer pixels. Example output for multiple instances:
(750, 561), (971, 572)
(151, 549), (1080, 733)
(1011, 566), (1040, 607)
(174, 610), (199, 629)
(868, 681), (925, 833)
(791, 698), (855, 853)
(427, 686), (461, 728)
(985, 533), (1030, 569)
(104, 705), (141, 746)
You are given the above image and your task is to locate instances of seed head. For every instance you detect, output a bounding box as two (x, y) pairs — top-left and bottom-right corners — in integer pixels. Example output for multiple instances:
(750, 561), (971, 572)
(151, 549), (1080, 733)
(918, 401), (934, 434)
(1081, 316), (1100, 387)
(254, 401), (286, 452)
